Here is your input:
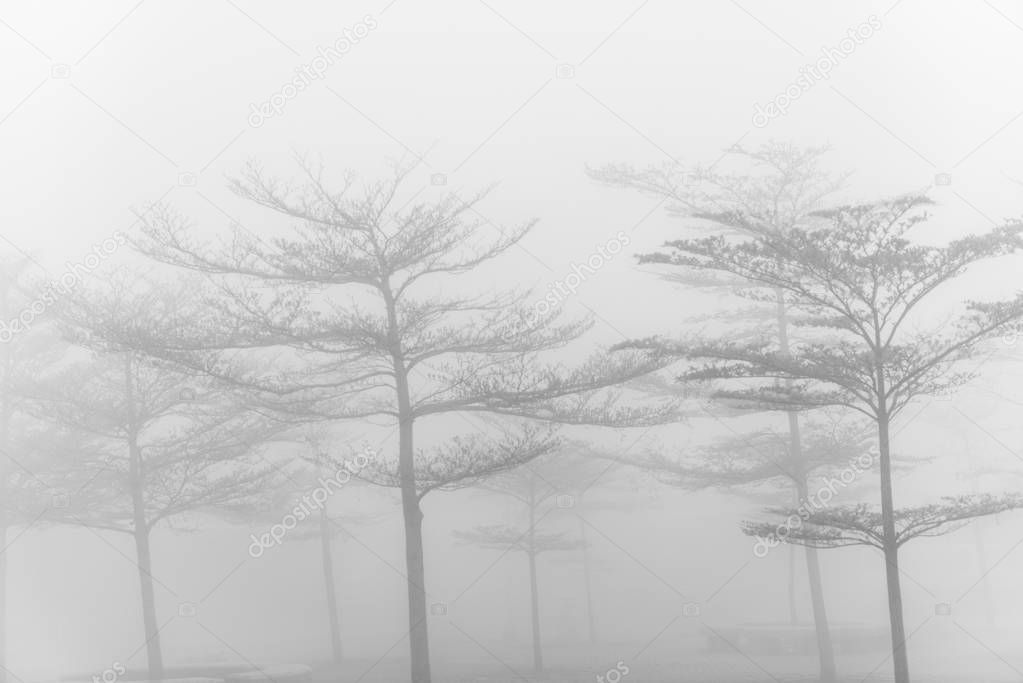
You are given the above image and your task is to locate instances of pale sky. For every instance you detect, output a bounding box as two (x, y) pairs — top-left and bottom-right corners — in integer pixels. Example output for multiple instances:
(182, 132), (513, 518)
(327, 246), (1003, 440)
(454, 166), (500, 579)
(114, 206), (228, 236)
(4, 2), (1023, 679)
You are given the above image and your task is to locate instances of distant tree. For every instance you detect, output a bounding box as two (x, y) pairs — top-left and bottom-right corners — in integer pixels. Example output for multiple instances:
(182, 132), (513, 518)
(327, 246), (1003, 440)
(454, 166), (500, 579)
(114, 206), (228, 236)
(641, 417), (880, 627)
(35, 272), (284, 681)
(455, 456), (583, 674)
(645, 418), (872, 491)
(234, 435), (381, 668)
(135, 160), (674, 683)
(546, 444), (654, 646)
(593, 142), (846, 681)
(0, 259), (71, 683)
(619, 195), (1023, 683)
(295, 433), (383, 666)
(745, 494), (1022, 553)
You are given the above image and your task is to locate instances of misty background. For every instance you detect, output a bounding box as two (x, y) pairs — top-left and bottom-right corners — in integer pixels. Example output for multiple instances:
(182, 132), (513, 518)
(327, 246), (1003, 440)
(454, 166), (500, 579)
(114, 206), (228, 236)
(3, 2), (1023, 682)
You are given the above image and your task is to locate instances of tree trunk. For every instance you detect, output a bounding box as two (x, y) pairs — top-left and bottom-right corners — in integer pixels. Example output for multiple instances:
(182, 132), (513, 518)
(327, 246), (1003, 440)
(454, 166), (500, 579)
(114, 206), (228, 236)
(972, 518), (995, 626)
(125, 356), (163, 681)
(527, 551), (542, 673)
(878, 413), (910, 683)
(527, 476), (543, 673)
(402, 496), (430, 683)
(386, 284), (432, 683)
(965, 444), (996, 627)
(787, 510), (798, 626)
(396, 371), (430, 683)
(577, 516), (597, 644)
(789, 414), (836, 682)
(777, 299), (835, 681)
(319, 508), (343, 664)
(133, 526), (164, 681)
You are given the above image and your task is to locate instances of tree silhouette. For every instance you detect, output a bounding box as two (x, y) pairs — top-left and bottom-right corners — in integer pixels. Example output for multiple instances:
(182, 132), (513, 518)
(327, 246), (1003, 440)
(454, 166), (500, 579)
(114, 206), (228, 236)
(455, 456), (583, 673)
(593, 142), (847, 681)
(36, 271), (284, 680)
(618, 194), (1023, 683)
(135, 160), (675, 683)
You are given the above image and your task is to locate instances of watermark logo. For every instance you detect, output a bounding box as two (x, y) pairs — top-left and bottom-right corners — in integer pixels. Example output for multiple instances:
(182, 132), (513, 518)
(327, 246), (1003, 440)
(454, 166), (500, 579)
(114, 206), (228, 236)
(0, 232), (127, 344)
(248, 446), (375, 557)
(91, 662), (125, 683)
(496, 231), (631, 342)
(596, 660), (630, 683)
(752, 451), (877, 558)
(753, 15), (882, 128)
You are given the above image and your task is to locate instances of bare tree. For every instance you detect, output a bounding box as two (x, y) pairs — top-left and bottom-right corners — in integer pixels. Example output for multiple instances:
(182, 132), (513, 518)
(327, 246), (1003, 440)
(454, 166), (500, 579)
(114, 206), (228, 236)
(235, 444), (381, 668)
(456, 457), (583, 674)
(592, 142), (846, 682)
(34, 272), (284, 681)
(134, 160), (674, 683)
(297, 434), (384, 666)
(545, 445), (654, 646)
(745, 494), (1023, 552)
(0, 259), (72, 683)
(618, 195), (1023, 683)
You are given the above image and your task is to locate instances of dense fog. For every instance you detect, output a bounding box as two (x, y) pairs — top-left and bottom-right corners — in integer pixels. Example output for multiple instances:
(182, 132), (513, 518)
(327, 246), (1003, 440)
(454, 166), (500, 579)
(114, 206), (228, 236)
(2, 3), (1023, 683)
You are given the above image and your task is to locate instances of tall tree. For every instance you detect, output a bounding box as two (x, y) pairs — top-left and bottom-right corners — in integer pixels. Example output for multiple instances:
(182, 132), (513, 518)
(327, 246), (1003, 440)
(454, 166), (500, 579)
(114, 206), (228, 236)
(620, 195), (1023, 683)
(134, 161), (673, 683)
(455, 457), (583, 674)
(592, 142), (845, 681)
(36, 273), (283, 680)
(546, 444), (655, 646)
(0, 259), (69, 683)
(237, 450), (380, 668)
(295, 434), (382, 666)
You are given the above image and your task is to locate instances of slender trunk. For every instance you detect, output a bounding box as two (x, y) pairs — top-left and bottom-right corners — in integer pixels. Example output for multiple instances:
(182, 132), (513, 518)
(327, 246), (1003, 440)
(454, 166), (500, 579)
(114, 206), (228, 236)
(402, 493), (429, 683)
(527, 551), (542, 672)
(133, 527), (163, 680)
(397, 379), (429, 683)
(577, 516), (597, 644)
(787, 542), (798, 626)
(527, 479), (542, 673)
(878, 412), (909, 683)
(972, 518), (995, 626)
(789, 414), (836, 681)
(125, 356), (163, 681)
(502, 563), (516, 642)
(777, 298), (835, 681)
(871, 331), (909, 683)
(802, 544), (831, 654)
(966, 449), (995, 627)
(319, 508), (343, 664)
(787, 496), (798, 626)
(384, 283), (431, 683)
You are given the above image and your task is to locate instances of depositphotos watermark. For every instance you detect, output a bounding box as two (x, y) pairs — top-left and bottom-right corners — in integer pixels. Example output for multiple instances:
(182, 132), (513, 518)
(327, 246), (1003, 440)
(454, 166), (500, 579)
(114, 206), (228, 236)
(248, 446), (375, 557)
(596, 660), (630, 683)
(91, 662), (125, 683)
(248, 15), (378, 127)
(496, 231), (632, 341)
(0, 232), (127, 344)
(752, 15), (882, 128)
(752, 450), (877, 558)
